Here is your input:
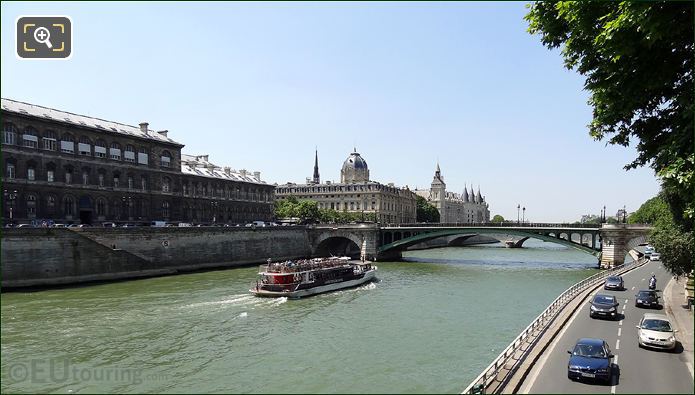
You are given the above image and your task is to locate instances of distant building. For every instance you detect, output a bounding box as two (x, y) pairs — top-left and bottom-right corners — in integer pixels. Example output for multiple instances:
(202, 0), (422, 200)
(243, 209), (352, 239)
(275, 149), (417, 224)
(1, 98), (274, 225)
(414, 164), (490, 223)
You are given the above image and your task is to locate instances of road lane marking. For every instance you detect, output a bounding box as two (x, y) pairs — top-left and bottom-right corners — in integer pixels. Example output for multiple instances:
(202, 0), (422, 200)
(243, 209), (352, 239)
(624, 299), (628, 304)
(618, 328), (621, 336)
(619, 320), (623, 326)
(611, 355), (619, 394)
(641, 278), (645, 281)
(631, 286), (635, 290)
(616, 339), (620, 350)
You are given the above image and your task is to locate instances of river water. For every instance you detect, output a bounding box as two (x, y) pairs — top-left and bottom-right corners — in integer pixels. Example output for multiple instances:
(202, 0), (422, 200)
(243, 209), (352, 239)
(1, 240), (599, 393)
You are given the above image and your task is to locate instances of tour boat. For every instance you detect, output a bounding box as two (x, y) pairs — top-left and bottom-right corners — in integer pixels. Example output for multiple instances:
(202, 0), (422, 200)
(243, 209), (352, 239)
(250, 257), (377, 298)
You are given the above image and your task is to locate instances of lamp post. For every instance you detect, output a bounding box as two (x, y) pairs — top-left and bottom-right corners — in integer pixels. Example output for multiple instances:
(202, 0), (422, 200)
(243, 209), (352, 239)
(522, 207), (526, 224)
(517, 204), (520, 224)
(4, 189), (18, 224)
(623, 205), (627, 224)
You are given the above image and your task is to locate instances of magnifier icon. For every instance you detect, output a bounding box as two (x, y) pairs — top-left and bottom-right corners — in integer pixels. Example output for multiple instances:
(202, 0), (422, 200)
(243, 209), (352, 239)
(34, 27), (53, 49)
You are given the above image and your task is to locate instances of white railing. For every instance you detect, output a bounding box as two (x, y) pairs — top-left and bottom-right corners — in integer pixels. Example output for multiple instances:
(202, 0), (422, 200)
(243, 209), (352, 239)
(461, 257), (649, 394)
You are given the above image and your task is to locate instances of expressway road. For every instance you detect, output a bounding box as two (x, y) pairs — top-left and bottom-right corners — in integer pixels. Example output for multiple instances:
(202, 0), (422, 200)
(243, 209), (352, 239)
(521, 260), (693, 394)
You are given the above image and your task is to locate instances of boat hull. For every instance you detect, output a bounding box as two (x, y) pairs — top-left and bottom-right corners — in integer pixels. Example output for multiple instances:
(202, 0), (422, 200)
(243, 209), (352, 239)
(251, 269), (377, 298)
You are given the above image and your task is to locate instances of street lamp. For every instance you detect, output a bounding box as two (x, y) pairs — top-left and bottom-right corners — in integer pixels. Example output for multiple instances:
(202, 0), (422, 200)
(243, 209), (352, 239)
(517, 204), (520, 224)
(623, 205), (627, 224)
(522, 207), (526, 224)
(4, 189), (18, 224)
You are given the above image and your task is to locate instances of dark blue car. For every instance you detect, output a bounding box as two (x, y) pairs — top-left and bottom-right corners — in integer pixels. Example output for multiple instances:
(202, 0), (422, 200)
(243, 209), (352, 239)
(567, 338), (614, 383)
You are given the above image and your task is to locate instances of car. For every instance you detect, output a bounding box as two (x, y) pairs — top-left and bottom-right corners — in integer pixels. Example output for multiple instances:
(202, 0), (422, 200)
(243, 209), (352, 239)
(604, 275), (624, 291)
(590, 294), (619, 319)
(567, 338), (614, 383)
(635, 290), (660, 308)
(636, 313), (677, 351)
(649, 253), (661, 261)
(101, 222), (116, 228)
(16, 224), (33, 228)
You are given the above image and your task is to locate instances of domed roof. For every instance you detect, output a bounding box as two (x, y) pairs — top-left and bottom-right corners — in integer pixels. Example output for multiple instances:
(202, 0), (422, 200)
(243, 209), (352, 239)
(342, 150), (368, 170)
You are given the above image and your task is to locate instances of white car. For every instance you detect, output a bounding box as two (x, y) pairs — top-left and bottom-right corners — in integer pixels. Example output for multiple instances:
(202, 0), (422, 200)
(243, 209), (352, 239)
(649, 253), (661, 261)
(636, 313), (677, 350)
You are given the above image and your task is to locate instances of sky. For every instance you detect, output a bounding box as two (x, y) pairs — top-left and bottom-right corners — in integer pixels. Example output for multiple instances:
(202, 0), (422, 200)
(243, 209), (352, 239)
(1, 1), (661, 223)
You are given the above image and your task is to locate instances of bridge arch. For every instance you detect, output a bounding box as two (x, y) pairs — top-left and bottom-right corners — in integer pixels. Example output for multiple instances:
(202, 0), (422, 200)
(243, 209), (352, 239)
(312, 231), (364, 258)
(379, 228), (599, 257)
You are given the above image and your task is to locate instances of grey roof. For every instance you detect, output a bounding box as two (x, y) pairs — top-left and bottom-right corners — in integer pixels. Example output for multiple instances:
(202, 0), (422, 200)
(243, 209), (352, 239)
(343, 151), (368, 170)
(1, 98), (183, 146)
(180, 154), (266, 185)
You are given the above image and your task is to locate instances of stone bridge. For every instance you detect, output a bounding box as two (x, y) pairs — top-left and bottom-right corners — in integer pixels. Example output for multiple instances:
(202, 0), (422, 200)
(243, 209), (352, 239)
(308, 223), (651, 268)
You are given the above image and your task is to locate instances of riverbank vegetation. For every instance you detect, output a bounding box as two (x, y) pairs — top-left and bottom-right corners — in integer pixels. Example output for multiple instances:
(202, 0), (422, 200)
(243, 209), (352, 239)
(275, 197), (377, 224)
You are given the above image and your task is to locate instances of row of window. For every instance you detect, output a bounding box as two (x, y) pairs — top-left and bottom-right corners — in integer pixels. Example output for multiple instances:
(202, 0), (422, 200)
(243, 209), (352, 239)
(3, 123), (173, 167)
(277, 184), (409, 194)
(4, 162), (273, 202)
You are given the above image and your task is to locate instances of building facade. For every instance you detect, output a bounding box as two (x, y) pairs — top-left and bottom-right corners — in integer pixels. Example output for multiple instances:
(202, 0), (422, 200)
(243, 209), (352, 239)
(1, 98), (274, 225)
(275, 149), (417, 224)
(414, 164), (490, 223)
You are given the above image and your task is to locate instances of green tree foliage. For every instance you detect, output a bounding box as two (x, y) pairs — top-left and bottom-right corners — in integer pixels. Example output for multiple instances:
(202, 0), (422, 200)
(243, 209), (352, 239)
(491, 214), (505, 223)
(275, 198), (377, 224)
(526, 1), (694, 228)
(631, 194), (693, 276)
(416, 195), (440, 223)
(628, 195), (671, 225)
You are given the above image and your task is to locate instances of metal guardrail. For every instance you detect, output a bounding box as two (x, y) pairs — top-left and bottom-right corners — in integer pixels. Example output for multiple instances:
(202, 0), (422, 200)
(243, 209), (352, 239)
(461, 257), (648, 394)
(388, 222), (601, 229)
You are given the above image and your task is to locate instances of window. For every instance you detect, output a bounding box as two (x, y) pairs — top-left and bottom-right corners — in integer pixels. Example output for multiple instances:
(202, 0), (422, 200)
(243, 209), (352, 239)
(26, 195), (37, 219)
(98, 173), (104, 187)
(6, 163), (15, 179)
(124, 145), (136, 163)
(47, 170), (54, 182)
(110, 142), (121, 160)
(94, 140), (107, 158)
(64, 196), (75, 216)
(78, 136), (92, 156)
(182, 183), (188, 195)
(162, 201), (170, 218)
(141, 177), (147, 191)
(82, 171), (89, 185)
(47, 196), (56, 213)
(128, 176), (133, 189)
(23, 128), (39, 149)
(161, 151), (171, 167)
(3, 123), (17, 145)
(60, 135), (75, 153)
(96, 199), (106, 217)
(138, 147), (148, 165)
(43, 130), (57, 151)
(162, 177), (171, 193)
(113, 176), (120, 188)
(27, 167), (35, 181)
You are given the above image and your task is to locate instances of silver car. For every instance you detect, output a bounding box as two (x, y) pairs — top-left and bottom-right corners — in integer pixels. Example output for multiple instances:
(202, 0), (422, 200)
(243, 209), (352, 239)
(636, 313), (677, 351)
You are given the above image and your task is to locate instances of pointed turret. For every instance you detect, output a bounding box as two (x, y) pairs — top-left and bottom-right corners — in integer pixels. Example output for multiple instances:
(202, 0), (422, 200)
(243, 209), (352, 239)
(312, 148), (320, 184)
(476, 186), (482, 204)
(463, 187), (469, 202)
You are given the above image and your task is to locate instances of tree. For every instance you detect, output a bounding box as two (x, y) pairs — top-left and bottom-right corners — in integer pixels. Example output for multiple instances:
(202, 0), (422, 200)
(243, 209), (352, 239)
(491, 214), (505, 223)
(526, 1), (694, 229)
(631, 193), (693, 276)
(416, 195), (440, 223)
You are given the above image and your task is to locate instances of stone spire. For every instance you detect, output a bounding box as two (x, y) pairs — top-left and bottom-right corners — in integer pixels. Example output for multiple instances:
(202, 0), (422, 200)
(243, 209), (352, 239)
(463, 186), (469, 202)
(312, 148), (320, 184)
(476, 185), (483, 204)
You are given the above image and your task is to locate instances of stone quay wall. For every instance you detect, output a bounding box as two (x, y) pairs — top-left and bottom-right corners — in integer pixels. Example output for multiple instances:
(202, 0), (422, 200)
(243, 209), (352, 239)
(1, 227), (311, 288)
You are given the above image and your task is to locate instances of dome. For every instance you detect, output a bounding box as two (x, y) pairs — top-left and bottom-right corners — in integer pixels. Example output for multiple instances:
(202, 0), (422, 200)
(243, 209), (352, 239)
(340, 149), (370, 183)
(343, 151), (368, 170)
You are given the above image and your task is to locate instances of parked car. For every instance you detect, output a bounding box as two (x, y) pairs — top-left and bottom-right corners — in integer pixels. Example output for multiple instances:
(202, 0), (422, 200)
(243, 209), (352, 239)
(604, 275), (624, 291)
(567, 338), (614, 383)
(102, 222), (116, 228)
(649, 253), (661, 261)
(590, 294), (619, 320)
(636, 313), (677, 351)
(635, 290), (660, 308)
(17, 224), (33, 228)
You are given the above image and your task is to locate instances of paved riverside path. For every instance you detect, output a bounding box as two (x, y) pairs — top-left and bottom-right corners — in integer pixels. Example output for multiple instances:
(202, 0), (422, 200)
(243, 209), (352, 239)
(518, 260), (693, 394)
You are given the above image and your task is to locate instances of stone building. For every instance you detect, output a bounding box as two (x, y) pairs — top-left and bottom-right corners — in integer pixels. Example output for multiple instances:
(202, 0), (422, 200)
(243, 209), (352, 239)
(275, 149), (417, 224)
(414, 164), (490, 223)
(1, 98), (274, 225)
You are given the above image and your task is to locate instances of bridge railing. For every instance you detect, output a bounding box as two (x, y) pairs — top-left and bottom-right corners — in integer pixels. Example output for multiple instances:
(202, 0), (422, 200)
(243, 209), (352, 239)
(461, 257), (648, 394)
(388, 222), (600, 229)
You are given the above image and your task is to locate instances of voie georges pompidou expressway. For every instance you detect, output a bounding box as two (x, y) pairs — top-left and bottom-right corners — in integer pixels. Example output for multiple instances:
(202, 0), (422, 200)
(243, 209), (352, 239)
(1, 98), (275, 226)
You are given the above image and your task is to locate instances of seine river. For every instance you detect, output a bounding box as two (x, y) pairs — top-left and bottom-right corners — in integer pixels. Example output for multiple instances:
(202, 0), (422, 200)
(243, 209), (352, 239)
(2, 240), (600, 393)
